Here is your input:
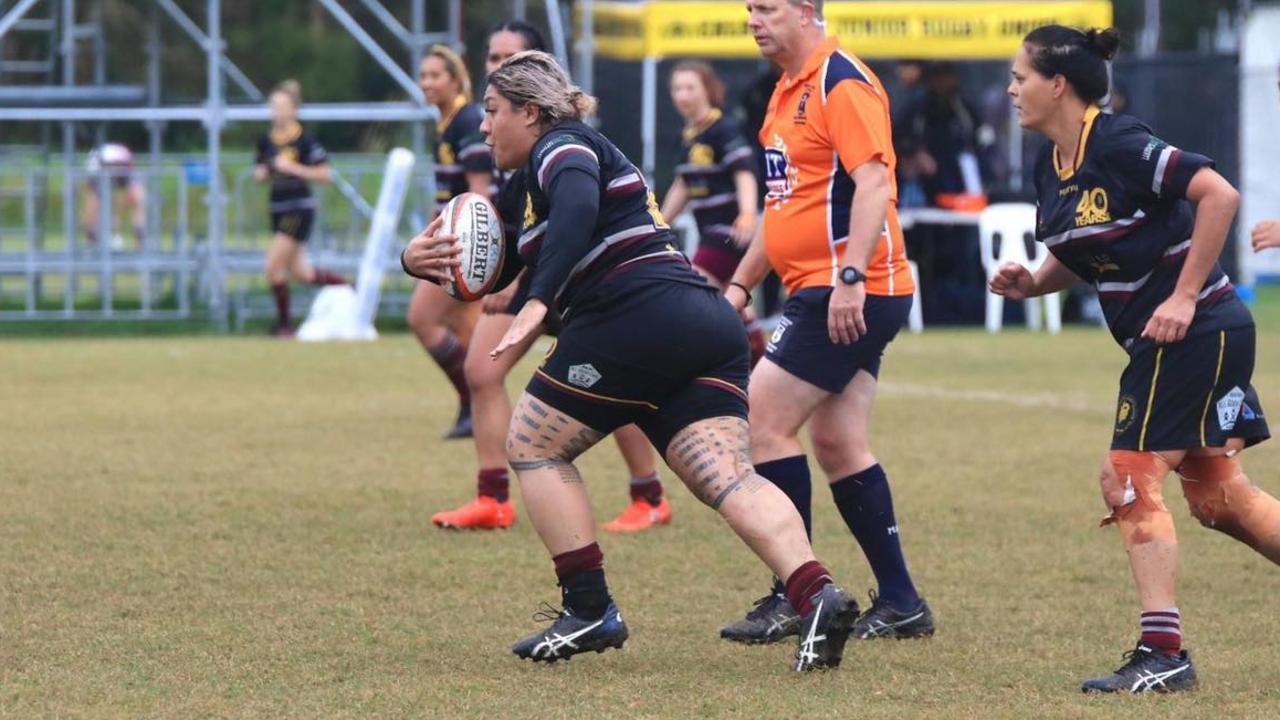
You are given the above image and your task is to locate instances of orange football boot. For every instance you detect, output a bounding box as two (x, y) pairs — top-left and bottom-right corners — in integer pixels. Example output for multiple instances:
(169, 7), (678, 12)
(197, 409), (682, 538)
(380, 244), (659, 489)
(602, 497), (672, 533)
(431, 495), (516, 530)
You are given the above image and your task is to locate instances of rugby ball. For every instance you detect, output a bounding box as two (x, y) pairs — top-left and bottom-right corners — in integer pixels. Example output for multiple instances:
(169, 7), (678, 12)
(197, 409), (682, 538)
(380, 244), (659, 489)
(440, 192), (505, 301)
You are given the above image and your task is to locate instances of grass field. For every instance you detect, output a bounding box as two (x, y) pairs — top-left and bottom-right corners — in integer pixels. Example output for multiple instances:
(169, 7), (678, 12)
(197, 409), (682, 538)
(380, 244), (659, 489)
(4, 321), (1280, 718)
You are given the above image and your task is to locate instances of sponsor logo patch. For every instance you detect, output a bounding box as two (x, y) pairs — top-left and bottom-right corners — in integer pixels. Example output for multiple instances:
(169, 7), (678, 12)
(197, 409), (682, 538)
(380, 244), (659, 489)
(766, 316), (791, 354)
(1115, 394), (1138, 435)
(1217, 386), (1247, 431)
(567, 363), (602, 389)
(764, 134), (799, 209)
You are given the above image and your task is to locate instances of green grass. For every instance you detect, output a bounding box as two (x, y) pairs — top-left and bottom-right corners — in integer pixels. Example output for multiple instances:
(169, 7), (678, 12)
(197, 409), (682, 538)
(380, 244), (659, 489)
(2, 326), (1280, 718)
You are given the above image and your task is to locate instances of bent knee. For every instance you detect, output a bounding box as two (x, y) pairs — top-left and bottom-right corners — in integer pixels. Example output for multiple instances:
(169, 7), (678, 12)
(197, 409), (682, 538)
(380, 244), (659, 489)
(464, 352), (504, 392)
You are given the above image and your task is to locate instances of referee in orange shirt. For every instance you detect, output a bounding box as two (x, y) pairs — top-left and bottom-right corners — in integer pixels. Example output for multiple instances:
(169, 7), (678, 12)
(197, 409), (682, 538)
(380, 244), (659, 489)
(721, 0), (934, 643)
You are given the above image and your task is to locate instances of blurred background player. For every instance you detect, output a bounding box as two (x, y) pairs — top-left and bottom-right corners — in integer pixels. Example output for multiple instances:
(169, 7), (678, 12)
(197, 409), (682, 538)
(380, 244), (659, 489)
(254, 80), (346, 338)
(406, 45), (494, 439)
(722, 0), (934, 645)
(403, 50), (859, 670)
(432, 20), (669, 533)
(660, 61), (767, 365)
(82, 142), (145, 250)
(996, 25), (1280, 694)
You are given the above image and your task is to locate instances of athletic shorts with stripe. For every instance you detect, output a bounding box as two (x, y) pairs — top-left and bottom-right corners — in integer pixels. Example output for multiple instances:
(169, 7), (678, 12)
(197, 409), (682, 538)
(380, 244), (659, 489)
(1112, 326), (1270, 451)
(526, 280), (749, 455)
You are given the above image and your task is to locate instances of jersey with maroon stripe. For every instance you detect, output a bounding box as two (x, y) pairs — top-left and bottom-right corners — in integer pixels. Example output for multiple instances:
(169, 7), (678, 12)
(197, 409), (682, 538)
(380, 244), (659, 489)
(518, 120), (705, 320)
(1033, 107), (1250, 349)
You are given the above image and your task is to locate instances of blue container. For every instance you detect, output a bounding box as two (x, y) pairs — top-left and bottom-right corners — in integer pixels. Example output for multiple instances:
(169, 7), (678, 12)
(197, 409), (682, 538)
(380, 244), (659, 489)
(183, 160), (211, 186)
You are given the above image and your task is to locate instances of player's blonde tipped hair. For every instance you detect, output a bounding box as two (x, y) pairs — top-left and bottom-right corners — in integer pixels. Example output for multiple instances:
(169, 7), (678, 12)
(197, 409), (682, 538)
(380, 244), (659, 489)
(426, 44), (473, 102)
(272, 79), (302, 107)
(488, 50), (597, 127)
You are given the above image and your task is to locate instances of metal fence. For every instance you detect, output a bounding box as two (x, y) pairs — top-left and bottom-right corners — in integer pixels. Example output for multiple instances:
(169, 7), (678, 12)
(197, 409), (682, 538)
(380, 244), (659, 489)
(0, 154), (432, 325)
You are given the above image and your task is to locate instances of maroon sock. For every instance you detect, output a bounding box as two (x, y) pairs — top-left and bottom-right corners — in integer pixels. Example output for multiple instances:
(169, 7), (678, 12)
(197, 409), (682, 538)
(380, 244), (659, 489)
(477, 468), (510, 502)
(270, 282), (290, 327)
(311, 268), (347, 286)
(553, 542), (611, 619)
(1140, 608), (1182, 656)
(629, 473), (663, 506)
(427, 331), (470, 404)
(784, 560), (833, 616)
(746, 320), (766, 369)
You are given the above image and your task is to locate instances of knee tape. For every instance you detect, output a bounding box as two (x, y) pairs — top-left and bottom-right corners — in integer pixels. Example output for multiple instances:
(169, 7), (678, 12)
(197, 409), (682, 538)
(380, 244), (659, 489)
(1100, 451), (1173, 543)
(1179, 455), (1280, 554)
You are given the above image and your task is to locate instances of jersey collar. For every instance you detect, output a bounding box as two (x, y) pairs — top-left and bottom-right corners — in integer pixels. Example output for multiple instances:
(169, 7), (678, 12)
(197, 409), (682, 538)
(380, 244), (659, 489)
(780, 36), (840, 90)
(437, 95), (468, 133)
(682, 107), (722, 143)
(1053, 105), (1102, 181)
(269, 121), (302, 146)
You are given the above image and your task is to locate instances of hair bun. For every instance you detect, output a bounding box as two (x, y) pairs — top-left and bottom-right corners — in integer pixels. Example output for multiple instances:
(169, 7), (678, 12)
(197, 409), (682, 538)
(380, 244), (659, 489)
(1085, 28), (1120, 61)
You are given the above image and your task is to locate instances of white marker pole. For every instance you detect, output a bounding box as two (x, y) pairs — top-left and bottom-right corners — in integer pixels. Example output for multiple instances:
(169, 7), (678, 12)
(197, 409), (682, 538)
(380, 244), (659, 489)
(355, 147), (416, 330)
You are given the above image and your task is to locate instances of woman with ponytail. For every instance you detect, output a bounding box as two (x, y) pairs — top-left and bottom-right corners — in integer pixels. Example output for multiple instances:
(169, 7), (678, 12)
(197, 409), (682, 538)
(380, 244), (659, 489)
(995, 25), (1279, 693)
(254, 80), (346, 337)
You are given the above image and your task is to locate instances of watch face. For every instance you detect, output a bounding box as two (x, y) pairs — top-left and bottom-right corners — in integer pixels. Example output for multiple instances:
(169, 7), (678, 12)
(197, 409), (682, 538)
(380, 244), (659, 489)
(841, 267), (863, 284)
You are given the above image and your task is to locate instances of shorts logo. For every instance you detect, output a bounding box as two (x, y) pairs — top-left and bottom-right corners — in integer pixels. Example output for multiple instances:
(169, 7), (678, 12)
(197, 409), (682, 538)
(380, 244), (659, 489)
(1217, 386), (1246, 431)
(767, 316), (791, 354)
(1115, 394), (1138, 435)
(568, 363), (602, 389)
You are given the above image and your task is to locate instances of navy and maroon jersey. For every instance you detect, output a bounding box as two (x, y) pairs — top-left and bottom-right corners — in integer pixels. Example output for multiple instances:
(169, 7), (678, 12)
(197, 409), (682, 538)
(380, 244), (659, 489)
(514, 120), (706, 321)
(435, 97), (494, 204)
(1033, 107), (1251, 349)
(674, 108), (755, 241)
(256, 122), (328, 212)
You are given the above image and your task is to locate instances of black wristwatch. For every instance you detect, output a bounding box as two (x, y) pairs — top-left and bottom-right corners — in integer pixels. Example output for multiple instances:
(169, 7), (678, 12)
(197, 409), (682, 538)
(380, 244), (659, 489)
(839, 266), (867, 286)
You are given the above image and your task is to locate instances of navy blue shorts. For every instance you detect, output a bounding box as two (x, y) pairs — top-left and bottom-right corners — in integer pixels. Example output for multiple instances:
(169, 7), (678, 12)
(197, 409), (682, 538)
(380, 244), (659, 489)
(1113, 326), (1269, 451)
(765, 289), (912, 394)
(271, 209), (314, 243)
(526, 280), (749, 455)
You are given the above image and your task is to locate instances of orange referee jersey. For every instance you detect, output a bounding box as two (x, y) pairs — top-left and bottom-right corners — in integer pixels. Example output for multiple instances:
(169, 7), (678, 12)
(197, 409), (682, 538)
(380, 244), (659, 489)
(760, 37), (913, 297)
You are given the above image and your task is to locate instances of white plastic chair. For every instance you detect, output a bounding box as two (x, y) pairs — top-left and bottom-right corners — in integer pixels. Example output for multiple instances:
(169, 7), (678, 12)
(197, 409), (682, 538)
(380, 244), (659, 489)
(978, 203), (1061, 334)
(907, 260), (923, 333)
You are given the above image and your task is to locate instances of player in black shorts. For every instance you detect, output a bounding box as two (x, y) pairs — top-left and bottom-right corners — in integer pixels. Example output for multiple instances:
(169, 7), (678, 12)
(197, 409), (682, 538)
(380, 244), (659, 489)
(659, 61), (766, 364)
(433, 21), (666, 533)
(406, 45), (495, 439)
(254, 80), (347, 337)
(403, 50), (859, 671)
(995, 25), (1280, 694)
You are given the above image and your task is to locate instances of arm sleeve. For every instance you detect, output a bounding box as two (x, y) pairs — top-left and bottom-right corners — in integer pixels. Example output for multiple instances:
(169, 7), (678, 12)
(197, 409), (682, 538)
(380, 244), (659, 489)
(1103, 124), (1214, 202)
(491, 175), (528, 293)
(525, 155), (602, 305)
(826, 80), (895, 174)
(255, 137), (268, 165)
(458, 131), (494, 175)
(305, 138), (329, 166)
(711, 119), (757, 174)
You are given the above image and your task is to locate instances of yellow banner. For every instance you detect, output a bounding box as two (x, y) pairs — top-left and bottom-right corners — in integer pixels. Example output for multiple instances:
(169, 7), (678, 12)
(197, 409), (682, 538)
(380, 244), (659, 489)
(593, 1), (1114, 60)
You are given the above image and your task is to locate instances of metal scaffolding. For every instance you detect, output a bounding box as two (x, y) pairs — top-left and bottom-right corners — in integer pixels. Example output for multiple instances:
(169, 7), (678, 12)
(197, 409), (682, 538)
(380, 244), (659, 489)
(0, 0), (457, 323)
(0, 0), (591, 324)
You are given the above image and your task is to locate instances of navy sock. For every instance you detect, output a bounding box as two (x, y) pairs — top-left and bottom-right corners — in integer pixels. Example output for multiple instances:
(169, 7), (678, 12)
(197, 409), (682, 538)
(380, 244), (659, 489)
(830, 464), (919, 611)
(757, 455), (812, 598)
(756, 455), (812, 540)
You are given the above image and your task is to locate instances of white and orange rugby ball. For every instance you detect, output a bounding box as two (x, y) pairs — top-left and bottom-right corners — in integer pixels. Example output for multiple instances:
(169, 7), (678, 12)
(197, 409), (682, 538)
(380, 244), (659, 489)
(440, 192), (505, 301)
